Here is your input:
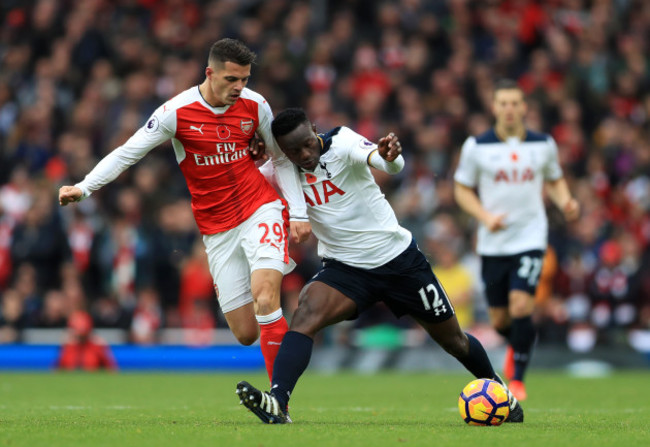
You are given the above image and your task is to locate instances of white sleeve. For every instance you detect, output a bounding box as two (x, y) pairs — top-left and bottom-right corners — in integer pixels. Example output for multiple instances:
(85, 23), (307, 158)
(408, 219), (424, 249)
(543, 136), (564, 181)
(453, 137), (478, 187)
(75, 104), (176, 198)
(256, 99), (308, 221)
(345, 127), (405, 174)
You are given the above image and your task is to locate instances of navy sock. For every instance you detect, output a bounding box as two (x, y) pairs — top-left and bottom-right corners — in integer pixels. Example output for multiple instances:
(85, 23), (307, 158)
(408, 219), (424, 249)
(510, 316), (536, 381)
(496, 326), (511, 340)
(456, 333), (497, 380)
(270, 331), (313, 410)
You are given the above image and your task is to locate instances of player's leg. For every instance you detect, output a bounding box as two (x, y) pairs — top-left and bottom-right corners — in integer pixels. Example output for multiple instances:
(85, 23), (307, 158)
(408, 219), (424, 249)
(505, 250), (543, 400)
(243, 200), (294, 383)
(488, 306), (515, 380)
(416, 315), (499, 381)
(222, 302), (259, 345)
(384, 243), (522, 422)
(270, 280), (357, 411)
(203, 233), (260, 346)
(481, 255), (514, 379)
(237, 280), (357, 423)
(507, 289), (536, 400)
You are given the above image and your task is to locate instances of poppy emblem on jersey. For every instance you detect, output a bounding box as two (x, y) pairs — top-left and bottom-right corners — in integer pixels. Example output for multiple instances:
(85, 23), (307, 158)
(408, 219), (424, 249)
(144, 116), (159, 133)
(217, 125), (230, 140)
(511, 152), (518, 162)
(240, 119), (254, 135)
(305, 173), (317, 184)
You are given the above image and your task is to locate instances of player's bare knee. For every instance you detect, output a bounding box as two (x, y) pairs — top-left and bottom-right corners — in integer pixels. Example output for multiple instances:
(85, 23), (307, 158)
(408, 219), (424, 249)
(234, 331), (259, 346)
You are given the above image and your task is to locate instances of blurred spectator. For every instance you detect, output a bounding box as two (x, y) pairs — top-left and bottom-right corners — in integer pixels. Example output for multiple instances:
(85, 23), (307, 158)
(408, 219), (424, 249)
(57, 310), (117, 371)
(0, 0), (648, 353)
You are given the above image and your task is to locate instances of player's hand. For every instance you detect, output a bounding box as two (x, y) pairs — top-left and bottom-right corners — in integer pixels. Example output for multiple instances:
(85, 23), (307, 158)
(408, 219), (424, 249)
(377, 132), (402, 162)
(483, 213), (506, 232)
(289, 221), (312, 244)
(248, 133), (268, 161)
(58, 186), (83, 206)
(563, 198), (580, 222)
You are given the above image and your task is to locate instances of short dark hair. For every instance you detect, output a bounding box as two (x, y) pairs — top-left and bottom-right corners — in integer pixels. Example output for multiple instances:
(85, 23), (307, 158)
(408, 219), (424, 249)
(208, 38), (256, 67)
(493, 79), (524, 97)
(272, 108), (309, 138)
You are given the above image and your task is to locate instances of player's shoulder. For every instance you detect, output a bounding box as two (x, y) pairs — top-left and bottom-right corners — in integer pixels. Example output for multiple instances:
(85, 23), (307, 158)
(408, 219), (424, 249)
(524, 129), (552, 143)
(319, 126), (343, 154)
(321, 125), (372, 156)
(240, 88), (268, 106)
(163, 86), (202, 112)
(473, 128), (500, 145)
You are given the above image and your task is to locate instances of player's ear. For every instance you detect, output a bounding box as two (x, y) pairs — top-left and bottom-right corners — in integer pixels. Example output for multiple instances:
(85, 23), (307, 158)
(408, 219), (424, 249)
(205, 66), (213, 79)
(311, 123), (317, 133)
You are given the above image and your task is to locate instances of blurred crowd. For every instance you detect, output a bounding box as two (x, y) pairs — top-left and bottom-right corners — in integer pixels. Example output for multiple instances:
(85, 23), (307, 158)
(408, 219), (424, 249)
(1, 0), (650, 353)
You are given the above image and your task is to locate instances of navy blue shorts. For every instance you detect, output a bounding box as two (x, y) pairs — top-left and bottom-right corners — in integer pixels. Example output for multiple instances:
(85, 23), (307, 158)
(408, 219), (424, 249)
(309, 239), (455, 323)
(480, 249), (544, 308)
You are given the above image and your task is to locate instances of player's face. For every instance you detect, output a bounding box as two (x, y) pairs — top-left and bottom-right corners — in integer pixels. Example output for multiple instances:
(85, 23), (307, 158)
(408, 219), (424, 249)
(276, 122), (321, 171)
(205, 61), (251, 106)
(492, 89), (527, 128)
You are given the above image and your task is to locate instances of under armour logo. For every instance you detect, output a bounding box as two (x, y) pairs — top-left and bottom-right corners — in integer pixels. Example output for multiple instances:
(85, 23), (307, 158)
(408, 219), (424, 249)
(190, 124), (205, 135)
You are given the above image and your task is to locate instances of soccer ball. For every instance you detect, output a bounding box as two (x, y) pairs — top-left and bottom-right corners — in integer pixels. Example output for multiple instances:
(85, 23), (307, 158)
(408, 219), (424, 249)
(458, 379), (510, 426)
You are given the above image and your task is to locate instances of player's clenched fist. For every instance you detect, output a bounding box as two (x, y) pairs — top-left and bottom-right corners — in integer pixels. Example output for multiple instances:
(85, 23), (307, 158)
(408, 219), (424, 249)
(377, 132), (402, 162)
(59, 185), (83, 206)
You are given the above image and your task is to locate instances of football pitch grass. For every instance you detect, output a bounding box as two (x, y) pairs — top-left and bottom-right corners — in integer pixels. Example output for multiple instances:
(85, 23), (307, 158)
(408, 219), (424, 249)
(0, 371), (648, 447)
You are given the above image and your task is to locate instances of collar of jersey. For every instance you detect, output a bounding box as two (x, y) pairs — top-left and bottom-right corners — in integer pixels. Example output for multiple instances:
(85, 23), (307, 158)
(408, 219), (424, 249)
(196, 85), (232, 114)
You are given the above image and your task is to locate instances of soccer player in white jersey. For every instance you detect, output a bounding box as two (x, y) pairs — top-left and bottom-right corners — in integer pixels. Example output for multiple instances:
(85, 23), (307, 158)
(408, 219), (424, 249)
(454, 80), (579, 401)
(58, 39), (311, 383)
(235, 108), (523, 424)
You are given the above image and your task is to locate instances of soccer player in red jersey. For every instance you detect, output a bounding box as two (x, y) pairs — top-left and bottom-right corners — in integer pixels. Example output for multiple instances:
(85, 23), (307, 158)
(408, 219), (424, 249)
(59, 39), (311, 382)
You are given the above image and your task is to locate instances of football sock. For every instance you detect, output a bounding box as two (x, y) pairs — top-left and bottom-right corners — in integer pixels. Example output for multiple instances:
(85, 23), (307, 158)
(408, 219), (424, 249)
(270, 330), (313, 410)
(496, 326), (511, 340)
(257, 308), (289, 384)
(510, 316), (536, 381)
(456, 332), (497, 380)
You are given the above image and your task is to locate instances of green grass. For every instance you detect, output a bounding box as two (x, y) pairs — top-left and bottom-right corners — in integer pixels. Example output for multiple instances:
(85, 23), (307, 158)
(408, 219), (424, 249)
(0, 371), (648, 447)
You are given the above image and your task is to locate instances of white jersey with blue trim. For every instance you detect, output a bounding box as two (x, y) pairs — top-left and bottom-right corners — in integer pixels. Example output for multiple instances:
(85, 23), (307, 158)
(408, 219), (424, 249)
(299, 126), (411, 268)
(454, 128), (563, 256)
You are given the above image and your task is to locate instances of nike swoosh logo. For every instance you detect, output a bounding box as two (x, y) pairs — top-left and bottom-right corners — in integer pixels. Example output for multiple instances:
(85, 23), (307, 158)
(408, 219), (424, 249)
(266, 341), (282, 345)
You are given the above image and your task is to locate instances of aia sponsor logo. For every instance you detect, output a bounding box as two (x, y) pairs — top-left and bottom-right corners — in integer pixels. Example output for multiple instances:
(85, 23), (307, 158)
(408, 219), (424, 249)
(494, 168), (534, 183)
(304, 180), (345, 206)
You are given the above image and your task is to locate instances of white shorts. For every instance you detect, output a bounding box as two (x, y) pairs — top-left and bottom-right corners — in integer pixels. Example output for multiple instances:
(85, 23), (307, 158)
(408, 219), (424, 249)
(203, 199), (295, 314)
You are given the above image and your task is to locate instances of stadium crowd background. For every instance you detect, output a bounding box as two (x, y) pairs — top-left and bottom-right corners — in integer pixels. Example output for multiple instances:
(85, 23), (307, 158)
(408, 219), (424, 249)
(0, 0), (649, 354)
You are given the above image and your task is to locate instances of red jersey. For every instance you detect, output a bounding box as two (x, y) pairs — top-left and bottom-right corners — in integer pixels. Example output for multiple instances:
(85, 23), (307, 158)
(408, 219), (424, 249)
(57, 337), (118, 371)
(76, 87), (307, 234)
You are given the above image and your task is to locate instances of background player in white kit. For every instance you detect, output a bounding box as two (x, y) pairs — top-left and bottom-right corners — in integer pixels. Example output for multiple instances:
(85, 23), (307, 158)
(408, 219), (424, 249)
(58, 39), (311, 383)
(454, 79), (579, 401)
(235, 108), (523, 424)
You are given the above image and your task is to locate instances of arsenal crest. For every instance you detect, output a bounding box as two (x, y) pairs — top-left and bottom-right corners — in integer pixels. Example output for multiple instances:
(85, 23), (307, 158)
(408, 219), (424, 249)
(240, 119), (254, 135)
